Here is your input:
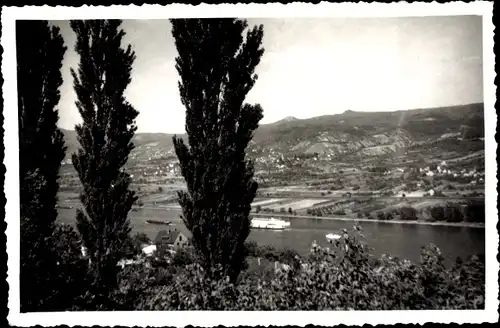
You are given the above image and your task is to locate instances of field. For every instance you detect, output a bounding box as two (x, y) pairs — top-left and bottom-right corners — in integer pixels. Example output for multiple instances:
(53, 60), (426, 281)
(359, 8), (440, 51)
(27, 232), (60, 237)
(278, 199), (327, 211)
(251, 198), (285, 207)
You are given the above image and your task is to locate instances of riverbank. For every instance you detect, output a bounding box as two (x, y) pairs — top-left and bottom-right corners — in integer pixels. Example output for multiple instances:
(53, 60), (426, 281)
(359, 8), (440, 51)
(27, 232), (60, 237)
(253, 212), (485, 228)
(63, 202), (485, 229)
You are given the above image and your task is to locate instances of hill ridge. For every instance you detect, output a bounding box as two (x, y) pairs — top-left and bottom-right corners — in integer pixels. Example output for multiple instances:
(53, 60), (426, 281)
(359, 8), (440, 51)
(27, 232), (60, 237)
(59, 102), (484, 162)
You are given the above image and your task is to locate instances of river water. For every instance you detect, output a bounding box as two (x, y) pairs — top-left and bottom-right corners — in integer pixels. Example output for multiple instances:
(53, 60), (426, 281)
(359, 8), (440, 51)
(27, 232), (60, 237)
(57, 207), (485, 266)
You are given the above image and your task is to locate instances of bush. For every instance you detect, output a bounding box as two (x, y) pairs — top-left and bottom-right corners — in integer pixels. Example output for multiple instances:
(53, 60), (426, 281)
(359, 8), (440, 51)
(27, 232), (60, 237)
(171, 247), (198, 266)
(50, 224), (90, 310)
(399, 206), (417, 221)
(444, 205), (463, 222)
(463, 201), (485, 223)
(113, 225), (485, 311)
(430, 206), (445, 221)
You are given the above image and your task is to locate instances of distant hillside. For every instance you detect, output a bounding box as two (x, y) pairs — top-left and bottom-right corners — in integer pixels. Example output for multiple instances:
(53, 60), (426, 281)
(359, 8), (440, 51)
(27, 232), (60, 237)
(61, 103), (484, 161)
(271, 116), (299, 125)
(60, 129), (185, 161)
(252, 103), (483, 156)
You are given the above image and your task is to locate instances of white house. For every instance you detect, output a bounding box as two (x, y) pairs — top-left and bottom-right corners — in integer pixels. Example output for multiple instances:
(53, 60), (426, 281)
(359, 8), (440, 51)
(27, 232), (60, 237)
(142, 244), (157, 256)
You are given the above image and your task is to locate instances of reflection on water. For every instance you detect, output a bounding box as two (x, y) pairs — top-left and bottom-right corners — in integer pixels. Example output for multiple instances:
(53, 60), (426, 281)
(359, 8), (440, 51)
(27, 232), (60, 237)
(57, 207), (485, 266)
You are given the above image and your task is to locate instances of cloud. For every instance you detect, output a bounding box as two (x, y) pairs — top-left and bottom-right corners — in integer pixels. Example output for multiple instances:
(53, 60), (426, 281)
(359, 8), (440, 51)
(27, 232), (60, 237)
(53, 16), (483, 133)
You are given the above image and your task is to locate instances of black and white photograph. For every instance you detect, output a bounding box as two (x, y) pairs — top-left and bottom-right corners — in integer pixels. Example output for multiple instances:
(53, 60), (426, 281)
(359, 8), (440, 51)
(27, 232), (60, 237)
(2, 2), (497, 327)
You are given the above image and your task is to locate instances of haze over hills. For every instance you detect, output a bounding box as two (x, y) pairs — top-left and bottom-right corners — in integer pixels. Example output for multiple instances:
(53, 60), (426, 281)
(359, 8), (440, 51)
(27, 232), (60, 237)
(60, 103), (484, 162)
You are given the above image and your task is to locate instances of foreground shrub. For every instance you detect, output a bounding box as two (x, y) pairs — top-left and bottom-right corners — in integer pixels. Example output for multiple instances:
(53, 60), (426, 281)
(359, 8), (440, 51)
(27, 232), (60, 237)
(46, 224), (90, 311)
(138, 264), (239, 310)
(127, 224), (484, 311)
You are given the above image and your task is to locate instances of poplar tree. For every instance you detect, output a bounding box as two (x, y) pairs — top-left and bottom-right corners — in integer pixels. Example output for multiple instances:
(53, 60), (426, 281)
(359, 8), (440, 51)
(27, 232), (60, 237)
(171, 18), (265, 282)
(70, 19), (138, 306)
(16, 20), (67, 311)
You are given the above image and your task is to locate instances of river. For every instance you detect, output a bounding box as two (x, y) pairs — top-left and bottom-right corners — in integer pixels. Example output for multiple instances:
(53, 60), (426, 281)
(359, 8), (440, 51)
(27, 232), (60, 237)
(57, 206), (485, 266)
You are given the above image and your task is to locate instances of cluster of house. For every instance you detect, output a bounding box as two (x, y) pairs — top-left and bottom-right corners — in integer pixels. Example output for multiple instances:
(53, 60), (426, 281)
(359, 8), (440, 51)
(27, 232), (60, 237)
(81, 229), (189, 269)
(137, 162), (181, 177)
(381, 161), (484, 185)
(81, 228), (301, 274)
(419, 161), (484, 183)
(254, 150), (287, 170)
(141, 228), (189, 257)
(130, 145), (173, 162)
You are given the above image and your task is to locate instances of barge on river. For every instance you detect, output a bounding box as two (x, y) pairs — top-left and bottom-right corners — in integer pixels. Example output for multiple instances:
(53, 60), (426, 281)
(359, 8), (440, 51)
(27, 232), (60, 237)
(145, 219), (172, 226)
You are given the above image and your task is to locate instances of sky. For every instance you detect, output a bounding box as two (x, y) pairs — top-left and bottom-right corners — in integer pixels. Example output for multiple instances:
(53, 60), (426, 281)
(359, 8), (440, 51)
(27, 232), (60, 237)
(52, 16), (483, 134)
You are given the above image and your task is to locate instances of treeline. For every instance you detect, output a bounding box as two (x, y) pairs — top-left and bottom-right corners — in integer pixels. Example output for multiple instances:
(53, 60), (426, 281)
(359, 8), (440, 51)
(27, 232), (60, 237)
(17, 18), (485, 313)
(426, 201), (485, 223)
(307, 201), (351, 216)
(358, 202), (485, 223)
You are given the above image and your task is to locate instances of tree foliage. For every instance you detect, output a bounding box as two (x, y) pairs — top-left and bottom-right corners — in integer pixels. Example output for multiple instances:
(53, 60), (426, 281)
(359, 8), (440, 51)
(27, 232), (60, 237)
(70, 19), (139, 306)
(170, 18), (265, 282)
(131, 224), (485, 311)
(16, 20), (67, 312)
(49, 223), (90, 310)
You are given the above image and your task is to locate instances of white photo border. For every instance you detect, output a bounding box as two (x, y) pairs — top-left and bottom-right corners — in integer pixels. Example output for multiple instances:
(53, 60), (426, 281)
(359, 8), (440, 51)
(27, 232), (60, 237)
(2, 2), (498, 327)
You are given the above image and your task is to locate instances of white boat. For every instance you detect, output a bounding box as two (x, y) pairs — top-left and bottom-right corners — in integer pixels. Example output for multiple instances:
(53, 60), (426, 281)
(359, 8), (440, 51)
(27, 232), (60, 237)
(251, 217), (290, 230)
(326, 233), (341, 243)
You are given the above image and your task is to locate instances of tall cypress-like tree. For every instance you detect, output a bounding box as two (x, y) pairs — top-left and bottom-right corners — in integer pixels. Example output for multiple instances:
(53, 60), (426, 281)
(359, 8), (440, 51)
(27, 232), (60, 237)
(70, 19), (138, 305)
(16, 20), (67, 311)
(171, 18), (265, 282)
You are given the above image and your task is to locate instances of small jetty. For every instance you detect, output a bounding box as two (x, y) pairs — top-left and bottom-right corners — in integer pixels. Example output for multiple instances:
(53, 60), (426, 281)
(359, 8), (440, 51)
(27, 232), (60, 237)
(145, 219), (172, 226)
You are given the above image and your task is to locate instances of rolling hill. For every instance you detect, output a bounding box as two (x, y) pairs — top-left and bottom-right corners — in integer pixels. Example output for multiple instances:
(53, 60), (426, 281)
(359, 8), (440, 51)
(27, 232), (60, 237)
(60, 103), (484, 161)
